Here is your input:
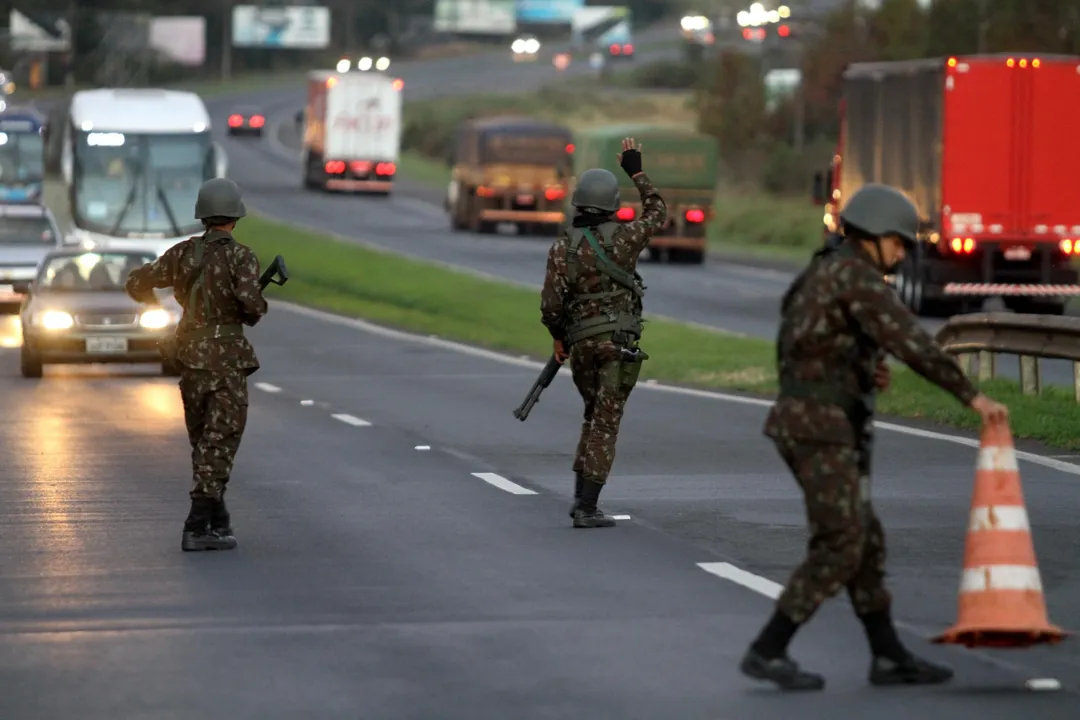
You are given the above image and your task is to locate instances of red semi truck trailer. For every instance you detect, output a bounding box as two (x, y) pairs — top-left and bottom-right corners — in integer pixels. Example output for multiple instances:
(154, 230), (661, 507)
(814, 54), (1080, 316)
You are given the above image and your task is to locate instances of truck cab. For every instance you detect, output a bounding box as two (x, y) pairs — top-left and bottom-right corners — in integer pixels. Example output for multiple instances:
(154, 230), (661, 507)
(446, 116), (573, 235)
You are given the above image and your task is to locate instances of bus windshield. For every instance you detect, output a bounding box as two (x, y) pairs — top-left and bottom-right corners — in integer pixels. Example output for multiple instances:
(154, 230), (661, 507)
(72, 130), (213, 237)
(0, 130), (44, 184)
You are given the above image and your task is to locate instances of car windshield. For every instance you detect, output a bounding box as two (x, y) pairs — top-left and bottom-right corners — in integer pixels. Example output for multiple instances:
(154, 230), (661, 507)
(0, 130), (44, 182)
(72, 130), (212, 237)
(38, 252), (153, 291)
(0, 216), (56, 244)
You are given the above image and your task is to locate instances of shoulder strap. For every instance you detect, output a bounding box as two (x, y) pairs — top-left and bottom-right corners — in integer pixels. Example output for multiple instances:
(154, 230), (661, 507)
(582, 226), (642, 296)
(566, 228), (586, 284)
(186, 233), (217, 320)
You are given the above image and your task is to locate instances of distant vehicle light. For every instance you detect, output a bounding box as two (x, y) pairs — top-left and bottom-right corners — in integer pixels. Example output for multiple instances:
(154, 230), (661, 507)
(40, 310), (73, 330)
(685, 208), (706, 223)
(249, 115), (265, 128)
(358, 57), (373, 71)
(376, 57), (391, 71)
(139, 308), (171, 329)
(336, 59), (350, 73)
(616, 206), (635, 221)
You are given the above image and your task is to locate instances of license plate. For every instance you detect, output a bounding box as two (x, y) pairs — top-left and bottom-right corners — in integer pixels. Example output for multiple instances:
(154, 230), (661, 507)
(1004, 246), (1031, 260)
(86, 336), (128, 353)
(516, 194), (535, 204)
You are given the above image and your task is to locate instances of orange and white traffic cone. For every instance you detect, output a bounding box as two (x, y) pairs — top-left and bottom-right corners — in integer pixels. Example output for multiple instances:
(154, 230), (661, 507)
(933, 419), (1068, 648)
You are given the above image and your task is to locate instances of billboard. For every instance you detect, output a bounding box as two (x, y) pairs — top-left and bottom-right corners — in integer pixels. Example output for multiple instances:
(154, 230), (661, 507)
(232, 5), (330, 48)
(516, 0), (583, 24)
(150, 17), (206, 66)
(572, 6), (631, 46)
(434, 0), (517, 34)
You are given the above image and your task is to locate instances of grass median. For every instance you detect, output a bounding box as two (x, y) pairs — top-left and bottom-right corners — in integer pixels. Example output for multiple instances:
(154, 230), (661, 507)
(235, 212), (1080, 450)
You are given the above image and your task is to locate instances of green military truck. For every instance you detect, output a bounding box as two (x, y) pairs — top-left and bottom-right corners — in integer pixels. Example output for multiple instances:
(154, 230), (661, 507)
(569, 123), (718, 264)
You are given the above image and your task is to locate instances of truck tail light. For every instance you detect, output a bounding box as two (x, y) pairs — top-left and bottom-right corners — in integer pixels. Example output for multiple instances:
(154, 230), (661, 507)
(685, 208), (705, 223)
(566, 143), (575, 153)
(616, 206), (635, 221)
(376, 162), (396, 176)
(610, 44), (621, 54)
(544, 186), (565, 201)
(392, 79), (404, 91)
(950, 237), (976, 253)
(324, 160), (346, 174)
(351, 160), (372, 174)
(1060, 239), (1079, 254)
(622, 44), (633, 54)
(477, 185), (496, 197)
(228, 114), (242, 127)
(249, 115), (265, 128)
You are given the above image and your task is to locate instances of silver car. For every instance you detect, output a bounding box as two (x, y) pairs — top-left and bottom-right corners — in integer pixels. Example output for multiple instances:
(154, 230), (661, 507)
(0, 203), (62, 313)
(15, 249), (182, 378)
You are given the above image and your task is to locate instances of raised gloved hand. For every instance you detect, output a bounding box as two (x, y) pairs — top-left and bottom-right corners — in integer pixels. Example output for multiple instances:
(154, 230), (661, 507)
(617, 136), (642, 176)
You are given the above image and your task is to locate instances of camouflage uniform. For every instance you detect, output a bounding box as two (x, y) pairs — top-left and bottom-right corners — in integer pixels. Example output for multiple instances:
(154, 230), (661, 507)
(540, 171), (666, 526)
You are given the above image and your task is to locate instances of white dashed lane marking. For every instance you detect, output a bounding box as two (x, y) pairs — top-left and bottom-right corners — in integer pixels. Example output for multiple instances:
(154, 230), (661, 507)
(254, 382), (282, 393)
(332, 413), (372, 427)
(697, 562), (782, 600)
(471, 472), (538, 495)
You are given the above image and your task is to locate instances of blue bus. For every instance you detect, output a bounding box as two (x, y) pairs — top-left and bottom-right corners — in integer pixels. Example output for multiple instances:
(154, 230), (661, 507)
(0, 107), (47, 204)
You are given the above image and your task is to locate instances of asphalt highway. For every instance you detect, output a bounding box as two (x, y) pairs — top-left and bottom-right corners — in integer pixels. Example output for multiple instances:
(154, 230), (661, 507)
(1, 303), (1078, 717)
(202, 52), (1078, 390)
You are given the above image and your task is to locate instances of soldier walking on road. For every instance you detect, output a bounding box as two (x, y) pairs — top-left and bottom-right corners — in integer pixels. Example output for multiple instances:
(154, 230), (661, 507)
(739, 184), (1010, 690)
(126, 178), (268, 552)
(540, 137), (666, 528)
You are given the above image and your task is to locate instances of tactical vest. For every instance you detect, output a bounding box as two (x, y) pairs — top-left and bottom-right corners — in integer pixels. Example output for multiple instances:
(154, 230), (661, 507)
(563, 222), (645, 345)
(178, 232), (243, 342)
(776, 240), (875, 426)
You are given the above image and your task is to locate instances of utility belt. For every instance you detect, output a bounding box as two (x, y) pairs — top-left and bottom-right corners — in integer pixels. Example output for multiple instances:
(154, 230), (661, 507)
(565, 312), (642, 346)
(565, 320), (649, 391)
(158, 323), (244, 365)
(778, 377), (874, 428)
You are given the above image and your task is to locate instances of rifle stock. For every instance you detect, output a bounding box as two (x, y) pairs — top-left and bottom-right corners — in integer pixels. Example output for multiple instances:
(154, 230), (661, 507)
(513, 355), (562, 421)
(259, 255), (289, 290)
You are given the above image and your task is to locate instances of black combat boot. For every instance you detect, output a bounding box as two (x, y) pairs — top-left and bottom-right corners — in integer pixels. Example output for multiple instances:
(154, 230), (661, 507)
(572, 479), (616, 528)
(568, 472), (584, 518)
(859, 610), (953, 686)
(209, 493), (238, 548)
(181, 497), (237, 551)
(740, 610), (825, 691)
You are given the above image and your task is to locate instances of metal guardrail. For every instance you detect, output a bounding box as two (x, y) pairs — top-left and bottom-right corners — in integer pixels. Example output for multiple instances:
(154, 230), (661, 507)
(935, 312), (1080, 401)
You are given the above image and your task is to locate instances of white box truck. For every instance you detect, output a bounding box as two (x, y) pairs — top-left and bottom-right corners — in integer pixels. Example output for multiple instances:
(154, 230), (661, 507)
(301, 70), (402, 194)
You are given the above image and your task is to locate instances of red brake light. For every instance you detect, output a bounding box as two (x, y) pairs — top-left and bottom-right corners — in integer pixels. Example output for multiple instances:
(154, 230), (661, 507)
(742, 28), (753, 39)
(622, 44), (633, 53)
(544, 186), (565, 201)
(324, 160), (346, 174)
(250, 115), (265, 127)
(950, 237), (976, 253)
(376, 162), (396, 175)
(610, 44), (621, 54)
(685, 208), (705, 223)
(566, 143), (575, 153)
(228, 114), (242, 127)
(351, 160), (372, 174)
(392, 79), (404, 91)
(777, 25), (790, 37)
(616, 207), (635, 221)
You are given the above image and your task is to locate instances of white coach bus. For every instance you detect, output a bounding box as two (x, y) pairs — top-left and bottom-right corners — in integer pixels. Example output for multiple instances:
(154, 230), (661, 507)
(60, 88), (228, 256)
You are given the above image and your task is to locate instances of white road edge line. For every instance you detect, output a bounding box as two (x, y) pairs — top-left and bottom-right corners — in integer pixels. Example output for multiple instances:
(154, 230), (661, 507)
(255, 382), (282, 393)
(332, 413), (372, 427)
(471, 472), (538, 495)
(274, 300), (1080, 478)
(697, 562), (782, 600)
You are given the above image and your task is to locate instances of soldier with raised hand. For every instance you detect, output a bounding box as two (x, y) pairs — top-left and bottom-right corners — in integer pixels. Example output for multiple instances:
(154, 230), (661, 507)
(739, 183), (1009, 690)
(126, 178), (268, 552)
(540, 137), (667, 528)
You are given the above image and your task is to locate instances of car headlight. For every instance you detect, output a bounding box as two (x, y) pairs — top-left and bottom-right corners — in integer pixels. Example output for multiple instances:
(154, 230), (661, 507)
(38, 310), (73, 330)
(525, 39), (540, 53)
(512, 40), (525, 53)
(139, 308), (172, 329)
(375, 57), (390, 71)
(335, 58), (351, 73)
(358, 56), (373, 71)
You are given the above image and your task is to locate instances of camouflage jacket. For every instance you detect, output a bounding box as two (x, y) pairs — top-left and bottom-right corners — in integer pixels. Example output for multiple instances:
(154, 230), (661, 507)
(764, 240), (978, 445)
(125, 229), (268, 373)
(540, 172), (666, 344)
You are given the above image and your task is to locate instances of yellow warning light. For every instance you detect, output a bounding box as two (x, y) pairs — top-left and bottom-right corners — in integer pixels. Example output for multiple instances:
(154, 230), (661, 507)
(1019, 59), (1028, 68)
(1033, 58), (1041, 68)
(1007, 58), (1015, 67)
(947, 57), (957, 67)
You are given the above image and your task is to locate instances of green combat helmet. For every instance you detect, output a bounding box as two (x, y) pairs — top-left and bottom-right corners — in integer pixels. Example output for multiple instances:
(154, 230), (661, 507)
(571, 168), (620, 213)
(838, 183), (919, 245)
(194, 177), (247, 220)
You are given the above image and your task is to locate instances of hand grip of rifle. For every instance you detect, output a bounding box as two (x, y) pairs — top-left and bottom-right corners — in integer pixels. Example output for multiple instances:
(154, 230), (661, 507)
(513, 354), (562, 421)
(259, 255), (289, 290)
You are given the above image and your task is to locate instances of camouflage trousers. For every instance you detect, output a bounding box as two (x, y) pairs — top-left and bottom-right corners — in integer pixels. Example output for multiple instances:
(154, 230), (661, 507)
(179, 369), (249, 501)
(773, 436), (892, 624)
(570, 338), (641, 484)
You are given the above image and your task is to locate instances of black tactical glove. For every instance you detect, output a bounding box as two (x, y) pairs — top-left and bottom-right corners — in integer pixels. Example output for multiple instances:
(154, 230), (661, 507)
(619, 148), (642, 177)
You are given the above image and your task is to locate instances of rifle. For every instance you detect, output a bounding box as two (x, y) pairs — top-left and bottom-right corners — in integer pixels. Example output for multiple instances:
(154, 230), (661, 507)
(259, 254), (289, 290)
(513, 354), (562, 421)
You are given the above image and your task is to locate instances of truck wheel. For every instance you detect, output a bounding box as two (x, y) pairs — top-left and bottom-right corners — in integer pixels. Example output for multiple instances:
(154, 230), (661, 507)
(647, 247), (665, 262)
(683, 250), (705, 265)
(20, 347), (42, 378)
(894, 256), (929, 315)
